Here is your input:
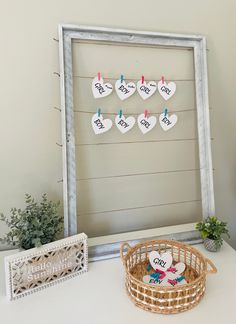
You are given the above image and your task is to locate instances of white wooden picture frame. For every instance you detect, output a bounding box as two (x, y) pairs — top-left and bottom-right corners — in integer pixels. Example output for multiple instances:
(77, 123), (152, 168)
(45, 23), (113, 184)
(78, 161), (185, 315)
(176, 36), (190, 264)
(58, 25), (214, 261)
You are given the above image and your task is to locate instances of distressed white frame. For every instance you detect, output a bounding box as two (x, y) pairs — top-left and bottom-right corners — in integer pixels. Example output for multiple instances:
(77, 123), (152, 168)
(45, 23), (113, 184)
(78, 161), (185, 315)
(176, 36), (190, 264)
(58, 24), (214, 260)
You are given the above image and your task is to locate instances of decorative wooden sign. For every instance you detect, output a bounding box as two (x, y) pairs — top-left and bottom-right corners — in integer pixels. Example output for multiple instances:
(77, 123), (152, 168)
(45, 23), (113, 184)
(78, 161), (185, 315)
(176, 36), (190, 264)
(4, 233), (88, 300)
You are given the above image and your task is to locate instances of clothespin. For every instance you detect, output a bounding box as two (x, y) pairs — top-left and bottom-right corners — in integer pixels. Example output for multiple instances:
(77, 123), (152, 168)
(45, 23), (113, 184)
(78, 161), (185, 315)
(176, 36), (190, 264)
(121, 74), (124, 83)
(144, 110), (148, 118)
(161, 76), (164, 84)
(164, 108), (168, 117)
(146, 264), (152, 272)
(97, 108), (101, 117)
(119, 109), (122, 118)
(98, 72), (101, 81)
(141, 75), (144, 84)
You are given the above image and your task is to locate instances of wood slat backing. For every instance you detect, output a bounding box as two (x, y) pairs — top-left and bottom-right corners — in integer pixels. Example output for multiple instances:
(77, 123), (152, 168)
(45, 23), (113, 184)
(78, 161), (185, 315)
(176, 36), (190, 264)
(76, 140), (199, 179)
(75, 110), (197, 145)
(72, 42), (194, 80)
(73, 79), (196, 112)
(77, 200), (202, 237)
(72, 41), (200, 238)
(76, 170), (201, 214)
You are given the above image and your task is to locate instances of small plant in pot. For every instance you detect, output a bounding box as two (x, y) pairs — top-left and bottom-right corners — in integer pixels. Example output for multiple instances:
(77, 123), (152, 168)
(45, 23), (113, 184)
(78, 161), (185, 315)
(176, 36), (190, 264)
(196, 216), (230, 252)
(0, 194), (63, 250)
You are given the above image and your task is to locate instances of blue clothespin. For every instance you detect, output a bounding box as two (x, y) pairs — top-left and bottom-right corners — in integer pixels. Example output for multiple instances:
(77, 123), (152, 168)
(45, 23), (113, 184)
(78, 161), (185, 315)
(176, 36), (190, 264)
(119, 109), (122, 118)
(97, 108), (101, 117)
(146, 264), (152, 272)
(121, 74), (124, 83)
(164, 108), (168, 117)
(176, 276), (185, 282)
(150, 272), (161, 280)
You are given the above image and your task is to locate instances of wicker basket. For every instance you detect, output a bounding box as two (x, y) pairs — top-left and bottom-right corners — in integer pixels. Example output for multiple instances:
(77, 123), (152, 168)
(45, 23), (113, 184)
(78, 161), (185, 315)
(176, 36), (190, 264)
(120, 239), (217, 314)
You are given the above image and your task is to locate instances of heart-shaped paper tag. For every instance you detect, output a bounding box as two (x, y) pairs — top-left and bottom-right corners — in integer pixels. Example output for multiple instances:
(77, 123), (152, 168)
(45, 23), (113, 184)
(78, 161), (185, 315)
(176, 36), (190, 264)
(159, 112), (178, 131)
(143, 261), (186, 286)
(149, 251), (173, 272)
(115, 80), (136, 100)
(91, 113), (112, 135)
(115, 115), (135, 134)
(143, 274), (162, 286)
(137, 80), (157, 100)
(166, 262), (186, 278)
(158, 81), (176, 101)
(137, 113), (157, 134)
(92, 76), (113, 99)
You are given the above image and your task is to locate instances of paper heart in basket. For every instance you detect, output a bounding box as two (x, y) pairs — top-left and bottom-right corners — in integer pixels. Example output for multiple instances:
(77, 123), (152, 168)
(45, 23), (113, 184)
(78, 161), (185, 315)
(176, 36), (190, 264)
(149, 251), (173, 271)
(143, 262), (186, 286)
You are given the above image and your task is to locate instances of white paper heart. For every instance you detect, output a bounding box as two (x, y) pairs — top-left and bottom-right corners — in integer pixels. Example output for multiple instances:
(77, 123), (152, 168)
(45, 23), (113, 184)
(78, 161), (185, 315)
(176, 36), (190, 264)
(166, 278), (187, 287)
(137, 80), (157, 100)
(137, 113), (157, 134)
(115, 115), (135, 134)
(159, 112), (178, 131)
(92, 77), (113, 98)
(158, 81), (176, 101)
(91, 113), (112, 135)
(149, 251), (173, 272)
(143, 274), (165, 286)
(115, 80), (136, 100)
(165, 262), (186, 279)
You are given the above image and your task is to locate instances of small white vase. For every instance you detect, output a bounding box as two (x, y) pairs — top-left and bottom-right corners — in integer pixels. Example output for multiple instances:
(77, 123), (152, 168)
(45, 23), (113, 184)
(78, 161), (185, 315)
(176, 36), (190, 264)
(204, 238), (220, 252)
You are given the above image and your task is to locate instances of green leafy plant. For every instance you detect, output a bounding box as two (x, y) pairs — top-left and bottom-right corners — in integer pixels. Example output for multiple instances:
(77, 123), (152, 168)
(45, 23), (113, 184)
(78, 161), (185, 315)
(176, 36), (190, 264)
(0, 194), (63, 250)
(196, 216), (230, 248)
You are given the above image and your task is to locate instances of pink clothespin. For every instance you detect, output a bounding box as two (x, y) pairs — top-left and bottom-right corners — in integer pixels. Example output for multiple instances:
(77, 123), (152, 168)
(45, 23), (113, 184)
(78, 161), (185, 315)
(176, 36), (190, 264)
(98, 72), (101, 81)
(161, 76), (164, 84)
(144, 110), (148, 118)
(141, 75), (144, 84)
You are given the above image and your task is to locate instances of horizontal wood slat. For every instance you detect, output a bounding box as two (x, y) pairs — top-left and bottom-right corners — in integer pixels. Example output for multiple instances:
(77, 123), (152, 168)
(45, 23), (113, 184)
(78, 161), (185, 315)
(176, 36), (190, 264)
(76, 140), (200, 179)
(76, 170), (201, 214)
(78, 200), (202, 237)
(72, 42), (194, 79)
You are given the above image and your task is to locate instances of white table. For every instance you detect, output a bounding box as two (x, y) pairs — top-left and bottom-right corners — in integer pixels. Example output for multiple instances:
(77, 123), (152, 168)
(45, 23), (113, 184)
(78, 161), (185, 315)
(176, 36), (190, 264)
(0, 242), (235, 324)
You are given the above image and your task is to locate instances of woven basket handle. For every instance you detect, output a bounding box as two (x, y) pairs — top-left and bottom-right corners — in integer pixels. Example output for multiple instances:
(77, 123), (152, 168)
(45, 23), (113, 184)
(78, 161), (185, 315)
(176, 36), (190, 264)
(120, 242), (131, 263)
(205, 258), (217, 274)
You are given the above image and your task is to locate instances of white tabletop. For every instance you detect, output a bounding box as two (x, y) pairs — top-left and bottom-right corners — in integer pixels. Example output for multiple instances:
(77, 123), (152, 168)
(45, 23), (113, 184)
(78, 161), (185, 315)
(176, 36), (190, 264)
(0, 242), (235, 324)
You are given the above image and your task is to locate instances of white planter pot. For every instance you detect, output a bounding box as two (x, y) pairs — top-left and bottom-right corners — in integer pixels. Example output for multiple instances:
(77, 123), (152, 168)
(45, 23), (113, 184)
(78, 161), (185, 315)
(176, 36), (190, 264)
(204, 238), (220, 252)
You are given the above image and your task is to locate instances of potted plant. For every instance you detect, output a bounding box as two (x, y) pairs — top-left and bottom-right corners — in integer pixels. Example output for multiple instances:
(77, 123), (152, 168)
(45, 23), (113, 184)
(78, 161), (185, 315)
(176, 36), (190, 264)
(0, 194), (63, 250)
(196, 216), (230, 252)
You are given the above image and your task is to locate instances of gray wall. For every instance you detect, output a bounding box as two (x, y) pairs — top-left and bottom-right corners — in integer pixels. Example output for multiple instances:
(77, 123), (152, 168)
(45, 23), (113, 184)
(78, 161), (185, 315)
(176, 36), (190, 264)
(0, 0), (235, 247)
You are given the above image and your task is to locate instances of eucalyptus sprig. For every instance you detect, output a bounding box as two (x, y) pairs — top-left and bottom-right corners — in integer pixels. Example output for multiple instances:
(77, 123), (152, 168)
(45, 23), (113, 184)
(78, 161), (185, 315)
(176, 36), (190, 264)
(0, 194), (63, 250)
(196, 216), (230, 248)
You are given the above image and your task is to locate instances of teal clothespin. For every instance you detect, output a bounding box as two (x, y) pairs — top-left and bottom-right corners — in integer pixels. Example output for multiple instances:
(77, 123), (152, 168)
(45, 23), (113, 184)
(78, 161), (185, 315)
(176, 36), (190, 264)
(97, 108), (101, 117)
(176, 276), (185, 282)
(164, 108), (168, 117)
(119, 109), (122, 118)
(146, 264), (152, 272)
(121, 74), (124, 83)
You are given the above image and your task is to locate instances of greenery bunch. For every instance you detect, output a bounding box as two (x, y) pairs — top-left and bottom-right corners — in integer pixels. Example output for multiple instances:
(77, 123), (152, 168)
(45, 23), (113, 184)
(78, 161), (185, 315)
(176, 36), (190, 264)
(0, 194), (63, 250)
(196, 216), (230, 248)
